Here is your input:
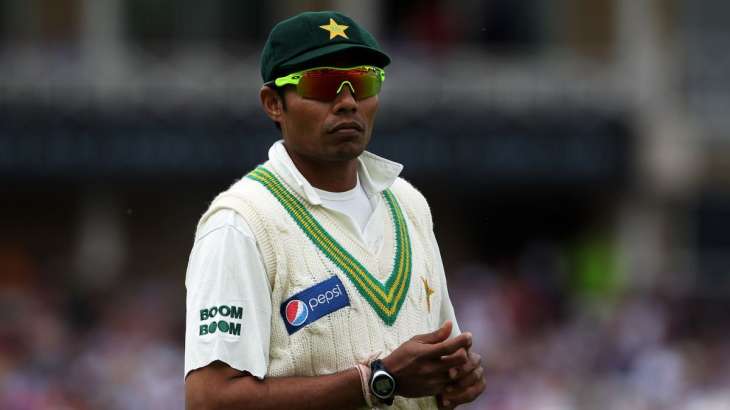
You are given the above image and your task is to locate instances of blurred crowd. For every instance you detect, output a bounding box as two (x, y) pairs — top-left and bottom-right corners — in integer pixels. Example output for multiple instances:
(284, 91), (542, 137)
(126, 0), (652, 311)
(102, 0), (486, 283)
(2, 238), (729, 410)
(0, 244), (185, 410)
(451, 265), (730, 410)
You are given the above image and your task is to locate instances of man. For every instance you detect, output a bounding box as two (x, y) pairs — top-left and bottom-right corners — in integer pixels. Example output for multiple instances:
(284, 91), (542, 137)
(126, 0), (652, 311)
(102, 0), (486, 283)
(184, 11), (485, 409)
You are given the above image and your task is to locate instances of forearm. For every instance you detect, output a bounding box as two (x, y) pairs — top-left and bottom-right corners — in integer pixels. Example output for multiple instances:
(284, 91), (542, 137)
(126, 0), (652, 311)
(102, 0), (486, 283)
(186, 364), (365, 410)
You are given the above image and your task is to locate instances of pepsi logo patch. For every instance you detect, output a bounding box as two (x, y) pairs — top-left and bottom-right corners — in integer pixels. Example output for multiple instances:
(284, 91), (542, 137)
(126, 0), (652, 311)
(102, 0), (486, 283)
(285, 299), (309, 326)
(280, 276), (350, 335)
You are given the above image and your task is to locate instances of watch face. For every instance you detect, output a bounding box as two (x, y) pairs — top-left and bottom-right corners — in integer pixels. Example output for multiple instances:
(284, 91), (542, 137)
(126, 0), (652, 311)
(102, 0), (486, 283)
(373, 375), (394, 396)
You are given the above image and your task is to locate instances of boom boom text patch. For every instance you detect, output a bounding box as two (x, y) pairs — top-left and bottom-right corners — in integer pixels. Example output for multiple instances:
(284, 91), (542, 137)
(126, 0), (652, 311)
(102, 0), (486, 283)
(280, 276), (350, 335)
(199, 304), (243, 336)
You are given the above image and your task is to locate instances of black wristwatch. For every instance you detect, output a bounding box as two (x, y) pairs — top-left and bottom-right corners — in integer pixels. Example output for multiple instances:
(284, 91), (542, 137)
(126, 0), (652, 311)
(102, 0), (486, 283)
(369, 359), (396, 405)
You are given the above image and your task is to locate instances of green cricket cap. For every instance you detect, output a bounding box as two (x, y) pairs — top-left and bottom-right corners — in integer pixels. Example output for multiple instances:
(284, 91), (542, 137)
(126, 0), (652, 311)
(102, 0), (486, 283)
(260, 11), (391, 83)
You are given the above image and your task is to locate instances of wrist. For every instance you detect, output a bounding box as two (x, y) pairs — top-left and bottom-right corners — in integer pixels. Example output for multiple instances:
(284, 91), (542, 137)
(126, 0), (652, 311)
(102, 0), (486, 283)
(355, 363), (375, 408)
(380, 355), (397, 381)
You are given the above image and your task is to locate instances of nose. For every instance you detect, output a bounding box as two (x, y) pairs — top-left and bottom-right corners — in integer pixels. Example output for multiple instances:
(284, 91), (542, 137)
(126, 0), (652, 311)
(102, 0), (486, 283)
(332, 81), (357, 114)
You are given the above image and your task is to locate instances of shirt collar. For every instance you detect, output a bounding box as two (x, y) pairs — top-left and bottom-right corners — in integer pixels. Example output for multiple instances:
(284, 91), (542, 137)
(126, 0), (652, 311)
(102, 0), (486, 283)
(266, 140), (403, 206)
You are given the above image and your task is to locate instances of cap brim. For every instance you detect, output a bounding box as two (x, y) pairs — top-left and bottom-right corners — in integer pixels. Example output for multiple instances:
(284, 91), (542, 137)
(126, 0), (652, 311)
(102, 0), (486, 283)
(278, 43), (391, 74)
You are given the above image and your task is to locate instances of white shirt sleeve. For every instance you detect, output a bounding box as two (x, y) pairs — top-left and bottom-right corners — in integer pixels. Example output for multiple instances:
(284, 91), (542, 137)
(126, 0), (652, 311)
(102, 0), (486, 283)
(431, 230), (462, 338)
(184, 209), (272, 379)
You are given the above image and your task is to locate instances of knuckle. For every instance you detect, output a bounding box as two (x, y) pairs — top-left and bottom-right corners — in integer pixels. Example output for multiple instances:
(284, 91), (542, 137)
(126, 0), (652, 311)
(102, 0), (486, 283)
(461, 361), (475, 374)
(459, 353), (468, 364)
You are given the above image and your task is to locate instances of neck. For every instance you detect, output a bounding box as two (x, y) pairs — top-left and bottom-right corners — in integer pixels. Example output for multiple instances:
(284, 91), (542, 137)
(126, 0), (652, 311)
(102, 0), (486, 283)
(285, 147), (359, 192)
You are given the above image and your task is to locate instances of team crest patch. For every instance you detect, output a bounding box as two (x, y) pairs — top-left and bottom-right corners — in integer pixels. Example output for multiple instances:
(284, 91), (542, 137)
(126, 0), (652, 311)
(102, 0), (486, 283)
(280, 276), (350, 335)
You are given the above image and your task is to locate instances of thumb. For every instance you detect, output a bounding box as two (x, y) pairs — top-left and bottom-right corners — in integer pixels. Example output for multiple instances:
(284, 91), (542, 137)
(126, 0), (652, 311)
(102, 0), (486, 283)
(414, 320), (452, 344)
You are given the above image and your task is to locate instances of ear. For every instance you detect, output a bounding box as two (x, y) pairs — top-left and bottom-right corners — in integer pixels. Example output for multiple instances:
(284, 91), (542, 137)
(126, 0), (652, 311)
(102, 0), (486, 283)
(260, 86), (284, 123)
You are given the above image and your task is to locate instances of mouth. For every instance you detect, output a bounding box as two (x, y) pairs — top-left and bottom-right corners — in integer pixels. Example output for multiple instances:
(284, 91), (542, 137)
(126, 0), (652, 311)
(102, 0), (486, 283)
(329, 121), (364, 134)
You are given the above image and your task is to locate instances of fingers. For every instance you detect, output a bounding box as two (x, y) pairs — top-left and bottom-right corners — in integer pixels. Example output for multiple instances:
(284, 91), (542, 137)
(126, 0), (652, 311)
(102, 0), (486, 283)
(440, 359), (486, 408)
(413, 320), (453, 344)
(447, 351), (481, 382)
(423, 369), (453, 391)
(439, 348), (469, 369)
(441, 376), (486, 407)
(454, 365), (483, 389)
(428, 331), (472, 358)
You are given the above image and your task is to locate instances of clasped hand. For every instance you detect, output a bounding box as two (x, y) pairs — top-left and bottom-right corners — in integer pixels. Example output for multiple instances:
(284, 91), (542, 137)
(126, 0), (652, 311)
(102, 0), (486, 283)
(381, 321), (485, 408)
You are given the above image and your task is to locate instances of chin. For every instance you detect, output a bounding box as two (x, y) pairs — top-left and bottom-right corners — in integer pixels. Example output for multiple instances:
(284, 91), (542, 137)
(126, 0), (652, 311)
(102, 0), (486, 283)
(327, 137), (368, 160)
(332, 148), (364, 161)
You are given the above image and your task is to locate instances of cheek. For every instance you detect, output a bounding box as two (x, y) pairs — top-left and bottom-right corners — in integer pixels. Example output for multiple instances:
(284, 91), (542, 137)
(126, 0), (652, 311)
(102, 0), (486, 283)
(288, 102), (328, 135)
(362, 98), (379, 126)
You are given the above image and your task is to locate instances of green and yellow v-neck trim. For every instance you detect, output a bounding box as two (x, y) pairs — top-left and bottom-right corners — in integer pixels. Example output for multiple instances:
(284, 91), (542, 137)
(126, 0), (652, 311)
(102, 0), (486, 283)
(247, 166), (411, 325)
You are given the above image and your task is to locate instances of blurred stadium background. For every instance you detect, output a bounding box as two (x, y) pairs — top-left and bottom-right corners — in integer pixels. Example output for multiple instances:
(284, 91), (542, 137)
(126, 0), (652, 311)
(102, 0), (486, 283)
(1, 0), (730, 409)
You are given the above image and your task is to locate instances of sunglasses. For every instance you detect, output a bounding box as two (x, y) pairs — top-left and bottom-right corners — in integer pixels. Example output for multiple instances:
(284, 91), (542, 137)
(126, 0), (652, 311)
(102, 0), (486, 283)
(269, 65), (385, 101)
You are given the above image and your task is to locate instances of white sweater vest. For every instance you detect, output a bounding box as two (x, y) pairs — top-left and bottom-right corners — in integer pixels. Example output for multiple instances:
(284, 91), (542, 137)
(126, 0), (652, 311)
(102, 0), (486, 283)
(198, 163), (444, 409)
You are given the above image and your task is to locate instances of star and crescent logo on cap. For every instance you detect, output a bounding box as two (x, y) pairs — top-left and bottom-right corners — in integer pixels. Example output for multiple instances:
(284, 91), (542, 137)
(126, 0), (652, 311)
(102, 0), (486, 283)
(319, 18), (349, 40)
